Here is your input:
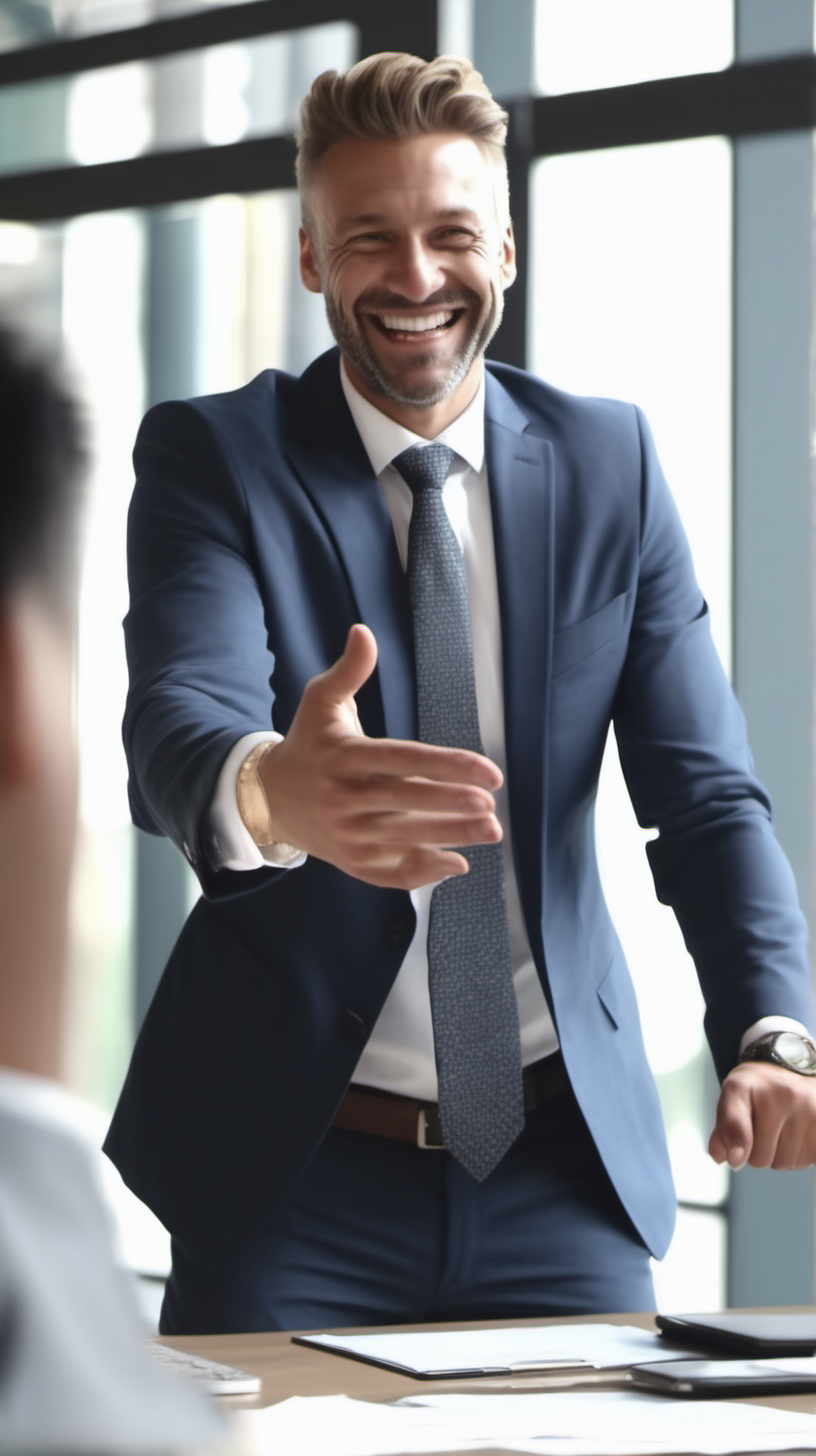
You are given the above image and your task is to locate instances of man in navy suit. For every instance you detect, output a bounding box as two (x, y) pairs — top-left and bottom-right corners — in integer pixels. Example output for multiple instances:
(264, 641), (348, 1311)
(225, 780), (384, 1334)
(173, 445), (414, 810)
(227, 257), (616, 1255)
(106, 53), (816, 1335)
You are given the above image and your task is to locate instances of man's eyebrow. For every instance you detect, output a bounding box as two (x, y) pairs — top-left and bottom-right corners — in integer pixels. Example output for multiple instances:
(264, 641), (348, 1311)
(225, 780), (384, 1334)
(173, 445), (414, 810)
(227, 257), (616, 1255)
(336, 207), (482, 229)
(431, 207), (481, 223)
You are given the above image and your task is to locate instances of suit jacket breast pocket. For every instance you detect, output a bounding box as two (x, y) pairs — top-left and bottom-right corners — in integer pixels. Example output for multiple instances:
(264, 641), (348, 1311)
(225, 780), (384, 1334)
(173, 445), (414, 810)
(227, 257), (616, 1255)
(551, 590), (630, 679)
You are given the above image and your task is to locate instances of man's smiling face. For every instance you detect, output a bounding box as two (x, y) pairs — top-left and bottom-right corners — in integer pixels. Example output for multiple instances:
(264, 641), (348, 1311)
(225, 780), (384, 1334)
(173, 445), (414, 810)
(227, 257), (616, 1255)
(299, 132), (516, 432)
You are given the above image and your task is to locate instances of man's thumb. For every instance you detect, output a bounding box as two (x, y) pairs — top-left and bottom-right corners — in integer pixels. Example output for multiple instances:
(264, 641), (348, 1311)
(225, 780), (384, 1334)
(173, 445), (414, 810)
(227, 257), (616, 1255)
(317, 624), (378, 703)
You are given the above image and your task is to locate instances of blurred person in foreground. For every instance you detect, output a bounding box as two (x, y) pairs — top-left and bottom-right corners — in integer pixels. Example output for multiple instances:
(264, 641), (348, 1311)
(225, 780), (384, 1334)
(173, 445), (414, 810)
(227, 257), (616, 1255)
(0, 325), (225, 1451)
(106, 54), (816, 1335)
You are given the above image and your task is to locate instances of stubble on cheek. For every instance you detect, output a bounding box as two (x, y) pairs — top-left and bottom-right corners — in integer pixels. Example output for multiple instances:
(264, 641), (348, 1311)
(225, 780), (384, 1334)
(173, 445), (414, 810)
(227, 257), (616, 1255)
(322, 281), (504, 410)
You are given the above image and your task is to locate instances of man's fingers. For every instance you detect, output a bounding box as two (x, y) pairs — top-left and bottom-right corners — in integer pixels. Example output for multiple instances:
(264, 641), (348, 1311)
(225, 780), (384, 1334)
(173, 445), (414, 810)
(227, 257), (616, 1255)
(339, 775), (497, 817)
(708, 1127), (729, 1165)
(349, 809), (502, 848)
(710, 1064), (816, 1173)
(339, 734), (504, 791)
(770, 1121), (807, 1171)
(310, 624), (378, 706)
(710, 1078), (754, 1169)
(347, 846), (471, 891)
(742, 1071), (816, 1168)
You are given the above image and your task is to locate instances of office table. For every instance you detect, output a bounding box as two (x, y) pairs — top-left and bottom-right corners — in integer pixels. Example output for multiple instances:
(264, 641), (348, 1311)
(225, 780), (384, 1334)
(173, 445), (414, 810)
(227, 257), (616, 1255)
(156, 1307), (816, 1418)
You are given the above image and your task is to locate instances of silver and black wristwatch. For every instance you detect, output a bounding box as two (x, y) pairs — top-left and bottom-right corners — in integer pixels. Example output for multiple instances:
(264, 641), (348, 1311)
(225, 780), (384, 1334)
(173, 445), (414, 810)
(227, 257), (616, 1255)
(740, 1031), (816, 1077)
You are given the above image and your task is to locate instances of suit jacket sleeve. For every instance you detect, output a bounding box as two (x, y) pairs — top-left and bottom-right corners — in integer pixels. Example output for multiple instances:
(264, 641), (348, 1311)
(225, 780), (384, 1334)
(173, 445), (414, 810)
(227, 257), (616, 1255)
(124, 397), (282, 900)
(613, 406), (811, 1079)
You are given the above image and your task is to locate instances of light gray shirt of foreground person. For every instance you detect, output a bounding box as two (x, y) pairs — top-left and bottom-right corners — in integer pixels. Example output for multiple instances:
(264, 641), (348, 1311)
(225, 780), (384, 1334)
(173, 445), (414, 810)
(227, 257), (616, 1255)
(0, 1065), (228, 1454)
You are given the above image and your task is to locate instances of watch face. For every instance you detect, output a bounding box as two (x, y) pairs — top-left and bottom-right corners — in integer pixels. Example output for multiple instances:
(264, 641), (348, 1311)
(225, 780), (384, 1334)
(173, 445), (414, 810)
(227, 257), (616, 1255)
(773, 1032), (816, 1074)
(743, 1031), (816, 1075)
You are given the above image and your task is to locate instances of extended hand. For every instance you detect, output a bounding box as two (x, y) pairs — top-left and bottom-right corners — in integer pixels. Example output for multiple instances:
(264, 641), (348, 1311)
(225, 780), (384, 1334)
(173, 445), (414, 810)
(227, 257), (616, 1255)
(259, 624), (504, 890)
(709, 1061), (816, 1170)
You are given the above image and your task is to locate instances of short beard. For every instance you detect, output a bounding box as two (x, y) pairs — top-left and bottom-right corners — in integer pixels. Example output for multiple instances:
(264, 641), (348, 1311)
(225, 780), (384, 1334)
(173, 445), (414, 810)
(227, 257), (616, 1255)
(323, 286), (503, 409)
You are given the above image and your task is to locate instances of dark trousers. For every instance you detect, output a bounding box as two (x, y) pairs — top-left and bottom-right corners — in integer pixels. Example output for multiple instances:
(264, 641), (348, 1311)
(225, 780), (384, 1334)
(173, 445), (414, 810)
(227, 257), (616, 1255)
(160, 1076), (655, 1334)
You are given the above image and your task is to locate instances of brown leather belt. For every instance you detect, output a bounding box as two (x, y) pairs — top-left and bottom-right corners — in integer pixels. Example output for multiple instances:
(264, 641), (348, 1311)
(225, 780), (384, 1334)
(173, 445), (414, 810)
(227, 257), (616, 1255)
(332, 1051), (565, 1150)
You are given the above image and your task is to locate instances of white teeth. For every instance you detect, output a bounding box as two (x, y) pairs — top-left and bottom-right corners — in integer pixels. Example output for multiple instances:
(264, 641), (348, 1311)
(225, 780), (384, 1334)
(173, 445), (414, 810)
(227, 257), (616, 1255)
(378, 310), (454, 332)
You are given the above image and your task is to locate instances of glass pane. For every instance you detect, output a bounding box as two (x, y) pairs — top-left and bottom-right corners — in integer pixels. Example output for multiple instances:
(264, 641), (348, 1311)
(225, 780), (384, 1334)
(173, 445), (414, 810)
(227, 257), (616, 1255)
(530, 136), (732, 1239)
(652, 1206), (727, 1312)
(0, 22), (356, 174)
(195, 190), (332, 391)
(536, 0), (734, 95)
(65, 210), (146, 1107)
(0, 0), (319, 50)
(531, 139), (732, 664)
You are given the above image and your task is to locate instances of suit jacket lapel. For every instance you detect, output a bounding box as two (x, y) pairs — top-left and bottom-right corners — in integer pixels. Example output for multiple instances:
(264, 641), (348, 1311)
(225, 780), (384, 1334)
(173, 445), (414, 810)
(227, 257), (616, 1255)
(485, 369), (555, 944)
(283, 351), (417, 742)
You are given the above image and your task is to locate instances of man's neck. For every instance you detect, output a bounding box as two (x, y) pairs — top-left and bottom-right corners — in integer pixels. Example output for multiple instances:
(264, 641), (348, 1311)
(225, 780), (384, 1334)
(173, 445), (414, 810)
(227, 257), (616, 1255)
(342, 357), (483, 439)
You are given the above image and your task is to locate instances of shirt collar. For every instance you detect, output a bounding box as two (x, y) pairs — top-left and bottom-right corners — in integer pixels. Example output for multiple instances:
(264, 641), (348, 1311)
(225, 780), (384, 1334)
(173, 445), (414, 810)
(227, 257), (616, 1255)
(340, 358), (486, 477)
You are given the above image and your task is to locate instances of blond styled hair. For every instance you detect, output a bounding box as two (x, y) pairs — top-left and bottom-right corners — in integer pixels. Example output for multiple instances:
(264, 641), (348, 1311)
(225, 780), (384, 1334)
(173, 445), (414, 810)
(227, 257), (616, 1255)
(296, 52), (509, 224)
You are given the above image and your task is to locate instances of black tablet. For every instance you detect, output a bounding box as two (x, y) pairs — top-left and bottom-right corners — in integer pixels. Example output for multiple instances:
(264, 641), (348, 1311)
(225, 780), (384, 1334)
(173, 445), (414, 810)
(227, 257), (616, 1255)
(656, 1312), (816, 1357)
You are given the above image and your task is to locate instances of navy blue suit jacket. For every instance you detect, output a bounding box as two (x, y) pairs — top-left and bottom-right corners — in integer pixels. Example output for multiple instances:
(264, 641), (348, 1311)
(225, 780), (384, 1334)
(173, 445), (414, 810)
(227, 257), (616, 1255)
(105, 348), (811, 1259)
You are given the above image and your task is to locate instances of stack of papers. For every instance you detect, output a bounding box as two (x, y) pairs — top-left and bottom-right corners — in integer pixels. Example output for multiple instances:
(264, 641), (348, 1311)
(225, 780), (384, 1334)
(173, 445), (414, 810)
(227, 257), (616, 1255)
(236, 1388), (816, 1456)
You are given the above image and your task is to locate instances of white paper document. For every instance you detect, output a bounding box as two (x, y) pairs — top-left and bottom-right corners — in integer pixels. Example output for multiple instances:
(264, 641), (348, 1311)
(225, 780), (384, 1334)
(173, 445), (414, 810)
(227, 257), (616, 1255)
(237, 1388), (816, 1456)
(406, 1390), (816, 1453)
(296, 1323), (691, 1375)
(237, 1394), (478, 1456)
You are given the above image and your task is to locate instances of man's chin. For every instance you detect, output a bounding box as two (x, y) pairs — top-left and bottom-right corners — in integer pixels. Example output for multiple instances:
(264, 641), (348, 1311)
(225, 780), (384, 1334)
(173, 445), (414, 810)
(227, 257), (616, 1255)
(379, 375), (460, 409)
(354, 315), (480, 403)
(360, 351), (474, 409)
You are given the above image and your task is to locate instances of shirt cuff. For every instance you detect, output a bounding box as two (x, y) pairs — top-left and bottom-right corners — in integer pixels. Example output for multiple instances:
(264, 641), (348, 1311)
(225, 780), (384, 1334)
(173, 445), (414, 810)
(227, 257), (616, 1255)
(739, 1015), (814, 1058)
(208, 731), (307, 872)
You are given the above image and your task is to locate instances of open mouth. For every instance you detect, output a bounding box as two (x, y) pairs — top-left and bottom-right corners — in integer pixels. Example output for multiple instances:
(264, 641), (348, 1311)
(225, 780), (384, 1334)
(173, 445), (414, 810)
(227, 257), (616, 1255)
(366, 309), (464, 341)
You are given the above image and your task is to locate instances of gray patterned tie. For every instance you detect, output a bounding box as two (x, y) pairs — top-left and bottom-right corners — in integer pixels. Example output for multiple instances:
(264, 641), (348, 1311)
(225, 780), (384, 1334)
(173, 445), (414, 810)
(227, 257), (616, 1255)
(396, 442), (525, 1182)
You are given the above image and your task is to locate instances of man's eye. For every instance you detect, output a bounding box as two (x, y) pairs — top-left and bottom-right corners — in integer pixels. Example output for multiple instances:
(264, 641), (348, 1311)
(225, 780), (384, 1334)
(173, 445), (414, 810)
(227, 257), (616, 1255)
(437, 228), (475, 244)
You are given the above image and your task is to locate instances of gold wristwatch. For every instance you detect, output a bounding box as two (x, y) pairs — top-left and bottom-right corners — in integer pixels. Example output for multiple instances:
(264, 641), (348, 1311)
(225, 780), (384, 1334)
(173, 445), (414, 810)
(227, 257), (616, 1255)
(236, 741), (301, 858)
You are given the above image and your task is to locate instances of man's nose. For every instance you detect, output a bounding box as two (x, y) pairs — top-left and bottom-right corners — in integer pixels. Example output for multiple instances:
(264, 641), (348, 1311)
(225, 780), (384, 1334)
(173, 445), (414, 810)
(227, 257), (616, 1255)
(385, 237), (445, 301)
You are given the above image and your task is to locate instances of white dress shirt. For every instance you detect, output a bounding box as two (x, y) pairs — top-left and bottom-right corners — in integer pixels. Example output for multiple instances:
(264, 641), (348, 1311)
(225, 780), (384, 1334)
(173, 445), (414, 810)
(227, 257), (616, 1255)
(207, 361), (809, 1094)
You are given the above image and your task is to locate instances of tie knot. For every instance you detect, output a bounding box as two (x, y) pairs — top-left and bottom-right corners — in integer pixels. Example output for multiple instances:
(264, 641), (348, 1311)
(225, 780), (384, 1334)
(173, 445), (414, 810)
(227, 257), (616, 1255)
(395, 443), (455, 496)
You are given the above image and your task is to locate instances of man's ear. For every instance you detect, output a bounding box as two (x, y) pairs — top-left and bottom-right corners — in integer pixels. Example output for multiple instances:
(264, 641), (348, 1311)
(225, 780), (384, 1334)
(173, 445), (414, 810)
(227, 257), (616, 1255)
(299, 228), (324, 295)
(500, 220), (517, 291)
(0, 606), (36, 789)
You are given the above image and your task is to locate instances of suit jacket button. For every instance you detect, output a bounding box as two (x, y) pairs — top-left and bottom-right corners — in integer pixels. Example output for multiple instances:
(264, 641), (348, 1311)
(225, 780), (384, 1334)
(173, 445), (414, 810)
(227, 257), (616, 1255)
(343, 1010), (368, 1042)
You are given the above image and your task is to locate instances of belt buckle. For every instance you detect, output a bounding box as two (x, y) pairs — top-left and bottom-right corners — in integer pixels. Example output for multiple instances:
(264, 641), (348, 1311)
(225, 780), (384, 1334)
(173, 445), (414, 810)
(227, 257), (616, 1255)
(417, 1106), (445, 1150)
